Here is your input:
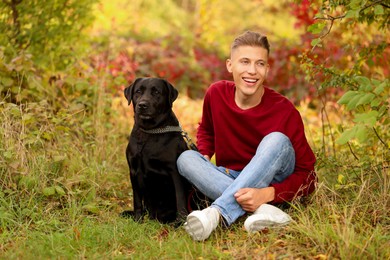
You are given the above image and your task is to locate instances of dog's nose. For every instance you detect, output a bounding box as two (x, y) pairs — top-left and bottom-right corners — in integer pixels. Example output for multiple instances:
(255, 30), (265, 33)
(137, 101), (148, 110)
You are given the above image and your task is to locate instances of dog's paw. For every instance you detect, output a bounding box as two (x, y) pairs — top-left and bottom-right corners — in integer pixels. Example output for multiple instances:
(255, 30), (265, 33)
(172, 218), (185, 229)
(120, 210), (145, 222)
(169, 213), (187, 228)
(120, 210), (135, 219)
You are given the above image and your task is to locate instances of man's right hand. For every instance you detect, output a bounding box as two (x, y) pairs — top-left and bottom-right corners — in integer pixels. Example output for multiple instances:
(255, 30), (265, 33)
(234, 187), (275, 212)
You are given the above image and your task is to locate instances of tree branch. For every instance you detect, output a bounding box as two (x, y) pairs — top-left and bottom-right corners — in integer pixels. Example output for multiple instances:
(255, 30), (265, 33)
(312, 14), (345, 48)
(347, 141), (360, 161)
(360, 0), (390, 13)
(373, 127), (388, 148)
(3, 0), (23, 46)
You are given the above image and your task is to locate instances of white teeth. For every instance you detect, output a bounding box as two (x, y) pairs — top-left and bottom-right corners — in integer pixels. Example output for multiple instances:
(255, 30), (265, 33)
(244, 78), (257, 83)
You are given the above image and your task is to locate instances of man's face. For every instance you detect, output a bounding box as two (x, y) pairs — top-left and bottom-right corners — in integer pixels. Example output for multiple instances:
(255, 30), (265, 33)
(226, 45), (269, 98)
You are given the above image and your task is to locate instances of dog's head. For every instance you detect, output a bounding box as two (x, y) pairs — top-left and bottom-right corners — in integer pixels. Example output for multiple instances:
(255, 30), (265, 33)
(124, 77), (179, 128)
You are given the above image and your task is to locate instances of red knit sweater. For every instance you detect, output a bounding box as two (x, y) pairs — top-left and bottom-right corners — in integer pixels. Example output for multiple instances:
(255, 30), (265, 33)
(196, 80), (316, 203)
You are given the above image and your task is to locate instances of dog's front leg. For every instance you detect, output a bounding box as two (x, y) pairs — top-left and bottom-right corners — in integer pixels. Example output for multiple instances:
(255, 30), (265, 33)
(130, 173), (145, 221)
(171, 172), (188, 223)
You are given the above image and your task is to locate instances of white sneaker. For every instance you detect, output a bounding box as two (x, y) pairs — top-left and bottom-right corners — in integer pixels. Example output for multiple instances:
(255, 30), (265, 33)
(244, 204), (291, 233)
(184, 207), (220, 241)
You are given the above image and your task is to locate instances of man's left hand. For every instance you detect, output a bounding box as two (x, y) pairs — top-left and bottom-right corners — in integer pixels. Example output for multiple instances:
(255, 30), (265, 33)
(234, 187), (275, 212)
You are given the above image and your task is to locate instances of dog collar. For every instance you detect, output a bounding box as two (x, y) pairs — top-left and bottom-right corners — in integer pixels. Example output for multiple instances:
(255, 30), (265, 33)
(140, 125), (199, 152)
(140, 126), (182, 134)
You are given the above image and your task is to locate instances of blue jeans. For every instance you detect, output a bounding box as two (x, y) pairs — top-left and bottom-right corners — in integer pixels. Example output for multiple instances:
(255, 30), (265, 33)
(177, 132), (295, 226)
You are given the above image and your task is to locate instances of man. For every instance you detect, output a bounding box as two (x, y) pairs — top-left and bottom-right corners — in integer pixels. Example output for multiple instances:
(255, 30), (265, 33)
(177, 31), (316, 241)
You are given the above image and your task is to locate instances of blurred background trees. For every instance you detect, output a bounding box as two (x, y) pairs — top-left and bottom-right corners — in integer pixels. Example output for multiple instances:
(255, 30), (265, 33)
(2, 0), (387, 101)
(0, 1), (388, 257)
(0, 0), (388, 199)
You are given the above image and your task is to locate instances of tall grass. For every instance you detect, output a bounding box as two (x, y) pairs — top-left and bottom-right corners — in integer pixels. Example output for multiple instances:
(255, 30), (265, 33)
(0, 95), (389, 259)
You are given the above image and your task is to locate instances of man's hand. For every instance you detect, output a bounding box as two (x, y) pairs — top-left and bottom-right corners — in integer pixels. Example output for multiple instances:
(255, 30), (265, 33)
(234, 187), (275, 212)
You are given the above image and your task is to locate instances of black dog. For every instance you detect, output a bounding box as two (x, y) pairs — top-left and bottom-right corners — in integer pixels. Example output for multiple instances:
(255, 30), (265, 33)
(123, 77), (193, 224)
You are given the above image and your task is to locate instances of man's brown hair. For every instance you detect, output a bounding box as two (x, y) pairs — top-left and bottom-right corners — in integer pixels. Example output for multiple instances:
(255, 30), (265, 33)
(231, 31), (270, 55)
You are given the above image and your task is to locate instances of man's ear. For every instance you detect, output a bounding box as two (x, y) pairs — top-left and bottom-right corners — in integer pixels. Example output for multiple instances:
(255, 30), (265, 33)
(265, 63), (270, 78)
(124, 78), (142, 105)
(164, 79), (178, 107)
(226, 59), (232, 73)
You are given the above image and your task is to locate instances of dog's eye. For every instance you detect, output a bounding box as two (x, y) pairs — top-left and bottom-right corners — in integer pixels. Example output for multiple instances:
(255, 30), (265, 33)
(135, 89), (142, 94)
(152, 89), (160, 95)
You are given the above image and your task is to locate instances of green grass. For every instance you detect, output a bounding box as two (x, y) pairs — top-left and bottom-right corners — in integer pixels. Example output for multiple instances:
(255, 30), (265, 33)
(2, 185), (388, 259)
(1, 100), (389, 259)
(1, 180), (389, 259)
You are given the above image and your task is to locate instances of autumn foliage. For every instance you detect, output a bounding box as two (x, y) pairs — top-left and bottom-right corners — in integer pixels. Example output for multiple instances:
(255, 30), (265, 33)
(0, 1), (389, 258)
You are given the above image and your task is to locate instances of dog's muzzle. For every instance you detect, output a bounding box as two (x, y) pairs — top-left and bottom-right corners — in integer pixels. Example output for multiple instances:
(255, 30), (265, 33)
(136, 101), (153, 120)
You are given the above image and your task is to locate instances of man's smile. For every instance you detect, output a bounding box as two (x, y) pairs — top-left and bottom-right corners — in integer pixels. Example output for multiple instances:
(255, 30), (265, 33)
(243, 77), (259, 83)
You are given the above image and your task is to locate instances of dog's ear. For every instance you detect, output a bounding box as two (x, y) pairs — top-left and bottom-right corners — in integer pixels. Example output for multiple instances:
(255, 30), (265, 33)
(164, 79), (178, 107)
(124, 78), (142, 105)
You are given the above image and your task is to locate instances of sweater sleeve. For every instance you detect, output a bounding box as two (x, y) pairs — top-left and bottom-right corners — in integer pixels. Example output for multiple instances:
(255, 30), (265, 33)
(196, 91), (215, 158)
(270, 109), (317, 203)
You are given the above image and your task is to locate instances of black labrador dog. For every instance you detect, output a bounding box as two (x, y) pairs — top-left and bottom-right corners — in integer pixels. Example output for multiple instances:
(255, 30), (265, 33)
(123, 77), (193, 224)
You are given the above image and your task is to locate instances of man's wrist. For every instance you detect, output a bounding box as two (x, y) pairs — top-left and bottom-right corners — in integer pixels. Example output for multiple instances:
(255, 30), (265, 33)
(267, 186), (275, 202)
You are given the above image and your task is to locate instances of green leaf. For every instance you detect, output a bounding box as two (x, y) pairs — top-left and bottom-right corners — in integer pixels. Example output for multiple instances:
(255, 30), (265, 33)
(337, 91), (359, 105)
(10, 107), (21, 117)
(373, 81), (388, 95)
(345, 9), (359, 18)
(311, 38), (321, 47)
(356, 93), (375, 106)
(3, 151), (13, 159)
(337, 174), (346, 184)
(42, 132), (53, 141)
(371, 98), (381, 107)
(308, 22), (326, 34)
(349, 0), (362, 9)
(22, 113), (36, 125)
(55, 186), (66, 196)
(337, 127), (357, 145)
(346, 93), (365, 110)
(374, 5), (384, 15)
(354, 76), (371, 91)
(19, 176), (38, 189)
(69, 103), (85, 112)
(53, 155), (66, 162)
(82, 204), (99, 214)
(1, 77), (14, 87)
(353, 111), (378, 126)
(355, 126), (368, 142)
(43, 187), (56, 197)
(371, 78), (381, 87)
(378, 105), (388, 117)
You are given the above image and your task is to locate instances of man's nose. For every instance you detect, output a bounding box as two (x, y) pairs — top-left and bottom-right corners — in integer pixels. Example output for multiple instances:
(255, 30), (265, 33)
(247, 63), (256, 74)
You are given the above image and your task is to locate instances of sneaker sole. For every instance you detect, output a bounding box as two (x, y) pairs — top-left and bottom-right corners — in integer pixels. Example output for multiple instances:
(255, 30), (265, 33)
(246, 219), (290, 233)
(184, 212), (210, 241)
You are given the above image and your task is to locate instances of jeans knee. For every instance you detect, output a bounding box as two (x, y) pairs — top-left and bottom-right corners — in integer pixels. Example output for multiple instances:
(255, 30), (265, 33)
(257, 132), (294, 157)
(263, 132), (291, 146)
(266, 131), (287, 140)
(177, 150), (198, 176)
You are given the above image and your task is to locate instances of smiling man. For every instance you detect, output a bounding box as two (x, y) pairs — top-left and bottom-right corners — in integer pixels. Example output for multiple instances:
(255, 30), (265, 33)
(177, 31), (316, 241)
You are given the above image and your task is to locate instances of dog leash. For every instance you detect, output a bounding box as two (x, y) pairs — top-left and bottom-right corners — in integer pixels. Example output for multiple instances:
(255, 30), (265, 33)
(181, 129), (199, 152)
(140, 125), (199, 152)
